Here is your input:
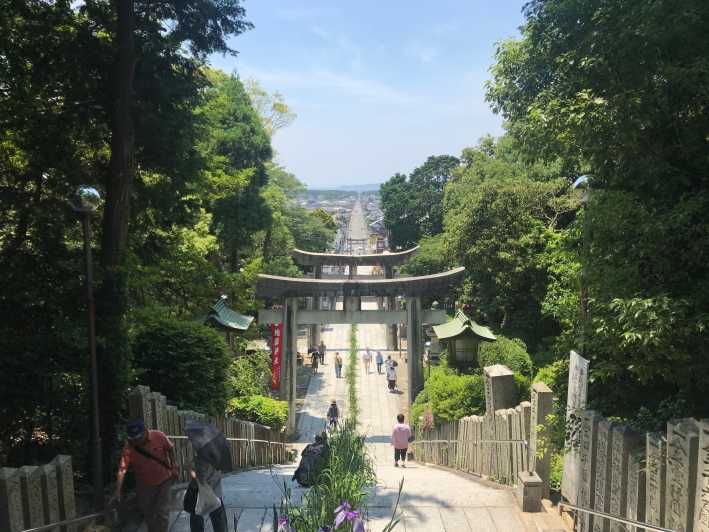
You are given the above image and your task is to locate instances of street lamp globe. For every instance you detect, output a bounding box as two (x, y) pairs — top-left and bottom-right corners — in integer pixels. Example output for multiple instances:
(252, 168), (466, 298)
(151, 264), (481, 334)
(572, 174), (591, 203)
(69, 186), (101, 213)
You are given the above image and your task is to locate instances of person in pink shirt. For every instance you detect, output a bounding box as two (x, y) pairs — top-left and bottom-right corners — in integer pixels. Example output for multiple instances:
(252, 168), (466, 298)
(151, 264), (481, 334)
(391, 413), (412, 467)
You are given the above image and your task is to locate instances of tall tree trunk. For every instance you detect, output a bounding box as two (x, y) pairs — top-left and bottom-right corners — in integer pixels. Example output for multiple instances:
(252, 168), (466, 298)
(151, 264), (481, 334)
(97, 0), (135, 477)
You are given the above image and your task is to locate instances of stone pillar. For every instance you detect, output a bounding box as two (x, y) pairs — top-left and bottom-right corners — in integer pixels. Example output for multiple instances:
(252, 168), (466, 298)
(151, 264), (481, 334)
(53, 456), (77, 532)
(609, 426), (642, 532)
(627, 450), (646, 532)
(483, 364), (517, 415)
(0, 468), (23, 532)
(283, 297), (299, 436)
(385, 265), (398, 350)
(406, 296), (423, 404)
(562, 350), (589, 505)
(578, 411), (601, 532)
(530, 382), (553, 498)
(695, 419), (709, 532)
(18, 466), (43, 530)
(593, 418), (614, 532)
(665, 418), (699, 532)
(40, 463), (59, 528)
(310, 266), (322, 349)
(645, 432), (667, 528)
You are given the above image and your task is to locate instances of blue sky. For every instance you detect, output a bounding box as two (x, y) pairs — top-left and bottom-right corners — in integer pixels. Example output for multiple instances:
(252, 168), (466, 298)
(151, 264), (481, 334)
(210, 1), (527, 188)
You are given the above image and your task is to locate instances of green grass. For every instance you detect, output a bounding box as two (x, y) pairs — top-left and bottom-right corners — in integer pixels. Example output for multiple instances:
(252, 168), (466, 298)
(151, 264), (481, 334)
(346, 323), (359, 423)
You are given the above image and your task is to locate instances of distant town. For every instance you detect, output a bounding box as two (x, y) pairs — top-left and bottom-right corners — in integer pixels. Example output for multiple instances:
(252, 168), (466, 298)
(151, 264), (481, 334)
(298, 189), (387, 253)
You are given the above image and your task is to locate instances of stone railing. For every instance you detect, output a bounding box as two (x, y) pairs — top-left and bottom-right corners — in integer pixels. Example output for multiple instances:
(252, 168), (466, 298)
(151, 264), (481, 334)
(0, 455), (77, 532)
(410, 365), (554, 495)
(128, 385), (288, 483)
(567, 412), (708, 532)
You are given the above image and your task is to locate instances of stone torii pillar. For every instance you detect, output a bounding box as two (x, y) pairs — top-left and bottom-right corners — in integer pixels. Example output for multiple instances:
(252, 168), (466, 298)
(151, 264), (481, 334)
(406, 296), (424, 404)
(386, 265), (398, 350)
(282, 297), (299, 436)
(309, 265), (322, 349)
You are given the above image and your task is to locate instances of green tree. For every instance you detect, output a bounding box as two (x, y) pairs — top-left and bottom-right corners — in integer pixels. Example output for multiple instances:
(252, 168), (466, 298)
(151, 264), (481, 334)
(486, 0), (709, 418)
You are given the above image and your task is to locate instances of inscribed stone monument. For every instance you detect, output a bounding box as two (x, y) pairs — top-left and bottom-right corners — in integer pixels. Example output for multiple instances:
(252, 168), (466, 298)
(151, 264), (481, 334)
(593, 418), (614, 532)
(665, 418), (698, 532)
(626, 449), (646, 532)
(695, 419), (709, 532)
(609, 425), (642, 532)
(561, 350), (589, 505)
(578, 411), (600, 532)
(645, 432), (667, 527)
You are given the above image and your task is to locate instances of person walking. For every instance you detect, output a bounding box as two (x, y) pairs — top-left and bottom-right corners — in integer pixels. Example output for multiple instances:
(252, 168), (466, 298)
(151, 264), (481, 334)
(386, 363), (397, 392)
(114, 420), (177, 532)
(311, 349), (320, 374)
(334, 352), (343, 378)
(319, 340), (327, 365)
(391, 414), (412, 468)
(326, 400), (339, 430)
(362, 347), (372, 374)
(385, 354), (394, 369)
(375, 351), (384, 374)
(189, 450), (226, 532)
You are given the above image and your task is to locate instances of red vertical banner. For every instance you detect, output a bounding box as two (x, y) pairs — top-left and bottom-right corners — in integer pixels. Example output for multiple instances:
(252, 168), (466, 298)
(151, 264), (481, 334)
(271, 323), (283, 390)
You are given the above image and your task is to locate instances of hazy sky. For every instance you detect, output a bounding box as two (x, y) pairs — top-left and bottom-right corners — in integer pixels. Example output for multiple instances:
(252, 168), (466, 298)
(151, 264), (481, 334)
(210, 1), (526, 188)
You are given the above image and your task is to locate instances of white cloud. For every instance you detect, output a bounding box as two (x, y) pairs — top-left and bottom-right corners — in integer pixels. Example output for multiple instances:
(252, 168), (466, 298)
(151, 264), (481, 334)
(274, 5), (340, 22)
(404, 41), (439, 65)
(309, 25), (363, 71)
(237, 63), (416, 106)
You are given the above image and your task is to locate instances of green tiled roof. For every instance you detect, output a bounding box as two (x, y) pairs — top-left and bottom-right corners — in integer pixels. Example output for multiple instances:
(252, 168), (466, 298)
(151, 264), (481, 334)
(433, 310), (496, 342)
(207, 298), (254, 331)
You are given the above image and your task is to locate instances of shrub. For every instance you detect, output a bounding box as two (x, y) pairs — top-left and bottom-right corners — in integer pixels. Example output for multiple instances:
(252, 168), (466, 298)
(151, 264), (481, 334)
(228, 350), (272, 398)
(478, 335), (534, 377)
(533, 359), (566, 393)
(132, 316), (231, 415)
(411, 370), (486, 427)
(226, 395), (288, 429)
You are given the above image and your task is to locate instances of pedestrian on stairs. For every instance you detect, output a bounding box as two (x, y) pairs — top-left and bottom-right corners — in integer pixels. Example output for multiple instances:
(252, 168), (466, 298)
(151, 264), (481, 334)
(311, 350), (319, 375)
(334, 352), (343, 378)
(319, 340), (327, 364)
(363, 347), (372, 373)
(386, 363), (397, 392)
(391, 414), (412, 468)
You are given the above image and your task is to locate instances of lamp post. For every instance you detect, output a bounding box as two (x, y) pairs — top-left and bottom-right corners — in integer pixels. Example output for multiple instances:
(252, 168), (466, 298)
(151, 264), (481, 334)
(572, 175), (591, 353)
(69, 186), (103, 510)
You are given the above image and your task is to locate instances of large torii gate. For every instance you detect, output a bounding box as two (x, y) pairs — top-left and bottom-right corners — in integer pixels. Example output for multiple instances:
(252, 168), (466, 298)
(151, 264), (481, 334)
(291, 246), (420, 350)
(256, 266), (465, 435)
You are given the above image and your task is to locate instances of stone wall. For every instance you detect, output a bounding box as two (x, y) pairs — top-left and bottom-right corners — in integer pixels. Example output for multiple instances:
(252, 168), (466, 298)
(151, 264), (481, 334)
(0, 455), (77, 532)
(128, 385), (287, 483)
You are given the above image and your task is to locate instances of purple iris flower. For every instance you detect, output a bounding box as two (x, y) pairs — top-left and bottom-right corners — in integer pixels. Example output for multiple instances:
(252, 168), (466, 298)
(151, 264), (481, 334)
(277, 515), (293, 532)
(334, 501), (362, 529)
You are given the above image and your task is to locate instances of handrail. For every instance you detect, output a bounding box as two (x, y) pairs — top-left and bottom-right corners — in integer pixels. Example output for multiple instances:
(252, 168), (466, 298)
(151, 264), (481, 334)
(19, 512), (105, 532)
(168, 435), (286, 445)
(558, 502), (675, 532)
(411, 439), (528, 444)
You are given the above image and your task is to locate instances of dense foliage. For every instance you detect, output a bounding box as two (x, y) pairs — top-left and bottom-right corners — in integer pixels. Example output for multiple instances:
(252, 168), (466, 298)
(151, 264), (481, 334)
(132, 317), (231, 416)
(0, 1), (335, 471)
(383, 0), (709, 442)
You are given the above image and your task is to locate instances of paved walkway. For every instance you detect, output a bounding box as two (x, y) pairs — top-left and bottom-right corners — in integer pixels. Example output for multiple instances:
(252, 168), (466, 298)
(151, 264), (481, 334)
(167, 206), (567, 531)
